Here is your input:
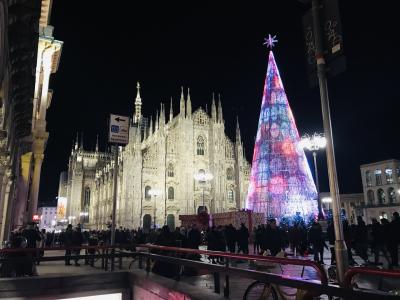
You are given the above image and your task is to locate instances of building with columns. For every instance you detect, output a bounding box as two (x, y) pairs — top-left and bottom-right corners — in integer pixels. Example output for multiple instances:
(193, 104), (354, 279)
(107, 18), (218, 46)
(359, 159), (400, 221)
(0, 0), (62, 240)
(62, 84), (251, 230)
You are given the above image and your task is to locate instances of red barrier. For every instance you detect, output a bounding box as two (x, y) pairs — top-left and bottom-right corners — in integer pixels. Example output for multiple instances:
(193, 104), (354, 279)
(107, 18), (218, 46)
(344, 267), (400, 288)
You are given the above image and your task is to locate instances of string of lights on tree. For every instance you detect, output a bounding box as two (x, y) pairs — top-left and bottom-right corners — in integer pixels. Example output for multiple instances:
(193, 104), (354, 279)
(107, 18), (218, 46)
(246, 35), (318, 220)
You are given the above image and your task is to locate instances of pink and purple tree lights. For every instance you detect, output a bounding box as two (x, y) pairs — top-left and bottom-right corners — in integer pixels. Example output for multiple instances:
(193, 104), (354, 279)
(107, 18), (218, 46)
(245, 50), (318, 220)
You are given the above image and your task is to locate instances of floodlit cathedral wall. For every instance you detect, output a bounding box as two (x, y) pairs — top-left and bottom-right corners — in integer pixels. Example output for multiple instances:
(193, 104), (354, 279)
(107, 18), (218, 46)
(62, 86), (250, 229)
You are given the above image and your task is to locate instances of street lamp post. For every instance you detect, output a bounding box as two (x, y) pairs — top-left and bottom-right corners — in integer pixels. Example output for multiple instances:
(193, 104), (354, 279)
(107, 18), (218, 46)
(193, 171), (213, 213)
(149, 189), (162, 228)
(301, 132), (326, 219)
(310, 0), (348, 284)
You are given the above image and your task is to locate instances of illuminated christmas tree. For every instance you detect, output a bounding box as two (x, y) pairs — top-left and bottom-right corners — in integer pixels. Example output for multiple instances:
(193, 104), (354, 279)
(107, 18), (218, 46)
(246, 41), (318, 219)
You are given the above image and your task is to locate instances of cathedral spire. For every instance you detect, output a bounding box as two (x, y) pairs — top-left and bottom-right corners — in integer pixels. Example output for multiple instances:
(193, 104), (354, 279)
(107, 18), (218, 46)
(74, 132), (78, 150)
(156, 110), (159, 131)
(217, 94), (223, 123)
(149, 116), (153, 136)
(95, 134), (99, 152)
(80, 132), (84, 149)
(186, 87), (192, 118)
(211, 92), (217, 122)
(179, 86), (185, 118)
(160, 103), (165, 128)
(236, 116), (241, 144)
(169, 97), (173, 122)
(134, 82), (142, 123)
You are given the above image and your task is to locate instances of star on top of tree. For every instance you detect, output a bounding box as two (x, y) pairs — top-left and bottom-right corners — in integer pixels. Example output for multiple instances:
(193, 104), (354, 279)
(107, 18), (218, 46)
(263, 34), (278, 49)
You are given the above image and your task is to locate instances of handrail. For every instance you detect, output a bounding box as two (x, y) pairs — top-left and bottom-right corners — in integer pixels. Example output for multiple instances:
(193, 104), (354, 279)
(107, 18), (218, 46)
(344, 267), (400, 288)
(135, 244), (329, 284)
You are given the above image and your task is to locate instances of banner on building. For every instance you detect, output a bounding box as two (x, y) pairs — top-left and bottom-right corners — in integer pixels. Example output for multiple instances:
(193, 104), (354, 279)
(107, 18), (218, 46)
(57, 197), (67, 220)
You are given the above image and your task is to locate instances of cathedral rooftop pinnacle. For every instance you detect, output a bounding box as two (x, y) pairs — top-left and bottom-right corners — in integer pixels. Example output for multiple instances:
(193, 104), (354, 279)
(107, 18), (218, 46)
(134, 82), (142, 123)
(169, 97), (173, 122)
(186, 87), (192, 117)
(211, 92), (217, 121)
(135, 82), (141, 103)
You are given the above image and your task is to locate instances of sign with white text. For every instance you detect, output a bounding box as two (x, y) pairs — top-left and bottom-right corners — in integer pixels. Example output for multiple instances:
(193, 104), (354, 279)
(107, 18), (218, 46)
(108, 114), (129, 145)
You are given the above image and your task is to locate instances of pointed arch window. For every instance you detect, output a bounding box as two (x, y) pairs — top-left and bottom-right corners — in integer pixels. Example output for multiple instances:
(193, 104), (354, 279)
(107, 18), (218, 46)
(145, 186), (151, 200)
(84, 187), (91, 207)
(168, 187), (174, 200)
(167, 163), (174, 177)
(197, 136), (205, 155)
(226, 167), (234, 180)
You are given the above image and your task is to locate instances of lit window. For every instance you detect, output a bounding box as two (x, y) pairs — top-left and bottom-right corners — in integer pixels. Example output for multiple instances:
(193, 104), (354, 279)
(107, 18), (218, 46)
(227, 190), (234, 202)
(375, 169), (382, 186)
(385, 168), (393, 184)
(377, 188), (385, 204)
(388, 187), (396, 203)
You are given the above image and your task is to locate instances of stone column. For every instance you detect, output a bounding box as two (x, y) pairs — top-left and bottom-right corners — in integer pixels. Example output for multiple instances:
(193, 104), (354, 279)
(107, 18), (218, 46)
(28, 134), (47, 220)
(0, 168), (12, 241)
(14, 152), (32, 226)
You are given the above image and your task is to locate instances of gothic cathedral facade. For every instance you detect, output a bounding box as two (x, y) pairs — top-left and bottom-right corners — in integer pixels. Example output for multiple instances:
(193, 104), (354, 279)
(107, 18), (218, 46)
(61, 84), (250, 230)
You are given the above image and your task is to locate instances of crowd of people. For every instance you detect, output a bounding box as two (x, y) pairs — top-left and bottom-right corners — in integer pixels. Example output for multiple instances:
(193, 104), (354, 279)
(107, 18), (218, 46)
(1, 211), (399, 277)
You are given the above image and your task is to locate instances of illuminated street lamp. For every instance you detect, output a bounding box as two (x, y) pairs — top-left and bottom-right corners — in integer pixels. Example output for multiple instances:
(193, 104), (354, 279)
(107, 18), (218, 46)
(149, 188), (162, 227)
(301, 132), (326, 219)
(194, 171), (213, 213)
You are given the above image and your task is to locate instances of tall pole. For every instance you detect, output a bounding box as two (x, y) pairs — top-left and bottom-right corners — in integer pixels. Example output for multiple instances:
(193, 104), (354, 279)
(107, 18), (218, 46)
(311, 0), (348, 284)
(202, 186), (205, 212)
(154, 195), (157, 228)
(110, 145), (118, 271)
(313, 151), (323, 218)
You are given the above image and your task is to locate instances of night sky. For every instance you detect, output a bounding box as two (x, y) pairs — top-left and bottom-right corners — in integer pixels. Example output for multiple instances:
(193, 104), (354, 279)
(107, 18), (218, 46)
(39, 1), (399, 205)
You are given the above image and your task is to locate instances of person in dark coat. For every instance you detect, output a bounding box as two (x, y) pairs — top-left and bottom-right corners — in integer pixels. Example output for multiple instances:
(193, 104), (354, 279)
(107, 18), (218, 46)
(343, 220), (356, 265)
(308, 221), (326, 263)
(206, 226), (219, 263)
(71, 226), (83, 266)
(326, 220), (336, 265)
(64, 224), (73, 265)
(152, 225), (177, 278)
(265, 219), (283, 256)
(187, 224), (202, 250)
(225, 224), (236, 253)
(353, 216), (369, 264)
(237, 223), (249, 254)
(21, 222), (41, 275)
(388, 212), (400, 267)
(371, 218), (390, 266)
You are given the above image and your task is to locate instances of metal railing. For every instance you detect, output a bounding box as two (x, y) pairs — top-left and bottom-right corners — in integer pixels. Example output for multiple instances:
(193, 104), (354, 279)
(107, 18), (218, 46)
(0, 244), (399, 299)
(344, 267), (400, 288)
